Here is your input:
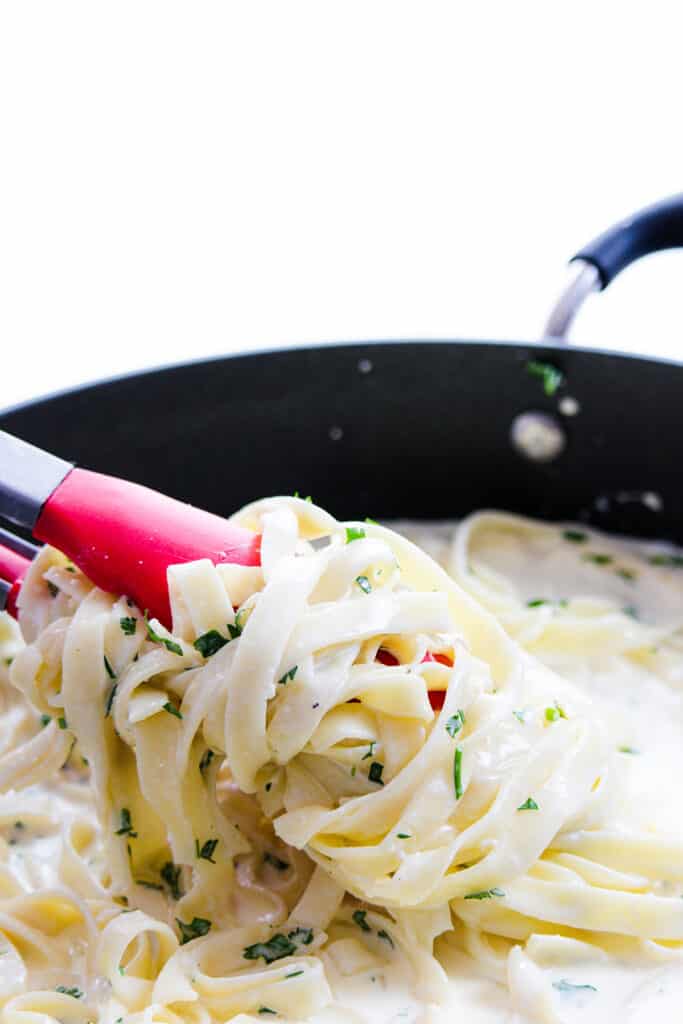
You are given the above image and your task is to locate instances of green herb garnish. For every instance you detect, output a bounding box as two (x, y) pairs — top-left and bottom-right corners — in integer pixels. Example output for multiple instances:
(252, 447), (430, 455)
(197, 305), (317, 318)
(47, 581), (59, 598)
(446, 710), (465, 738)
(161, 861), (182, 899)
(346, 526), (366, 544)
(163, 702), (183, 719)
(144, 611), (183, 655)
(618, 745), (639, 755)
(177, 916), (212, 944)
(55, 986), (83, 998)
(517, 797), (539, 811)
(512, 709), (526, 724)
(58, 717), (68, 730)
(527, 599), (548, 607)
(397, 833), (411, 839)
(527, 360), (564, 396)
(377, 929), (394, 948)
(120, 616), (137, 636)
(453, 746), (463, 799)
(352, 909), (371, 932)
(648, 553), (683, 568)
(563, 530), (587, 543)
(258, 1009), (277, 1015)
(278, 666), (298, 685)
(616, 568), (636, 581)
(243, 928), (312, 964)
(362, 742), (376, 761)
(355, 575), (372, 594)
(368, 761), (384, 785)
(199, 749), (215, 776)
(464, 887), (505, 900)
(105, 683), (117, 717)
(40, 713), (51, 728)
(285, 970), (304, 979)
(583, 552), (612, 565)
(552, 979), (597, 993)
(545, 701), (567, 723)
(195, 838), (219, 863)
(115, 809), (137, 838)
(193, 630), (228, 658)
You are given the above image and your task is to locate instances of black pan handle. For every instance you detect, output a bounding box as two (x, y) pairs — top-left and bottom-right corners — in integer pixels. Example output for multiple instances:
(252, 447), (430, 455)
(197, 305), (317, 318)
(544, 193), (683, 342)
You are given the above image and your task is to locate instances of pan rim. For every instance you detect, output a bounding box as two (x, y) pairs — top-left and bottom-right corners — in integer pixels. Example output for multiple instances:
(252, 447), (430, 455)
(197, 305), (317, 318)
(2, 336), (681, 419)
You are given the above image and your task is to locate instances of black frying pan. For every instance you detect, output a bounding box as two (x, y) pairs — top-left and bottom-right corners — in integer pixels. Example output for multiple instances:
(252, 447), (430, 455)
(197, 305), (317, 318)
(2, 196), (683, 541)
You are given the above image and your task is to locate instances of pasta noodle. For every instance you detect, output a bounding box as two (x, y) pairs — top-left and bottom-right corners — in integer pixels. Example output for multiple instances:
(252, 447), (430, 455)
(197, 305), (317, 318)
(0, 498), (682, 1023)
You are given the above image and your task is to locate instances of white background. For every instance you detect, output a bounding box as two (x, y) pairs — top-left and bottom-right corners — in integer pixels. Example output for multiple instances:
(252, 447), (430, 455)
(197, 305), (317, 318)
(1, 1), (682, 411)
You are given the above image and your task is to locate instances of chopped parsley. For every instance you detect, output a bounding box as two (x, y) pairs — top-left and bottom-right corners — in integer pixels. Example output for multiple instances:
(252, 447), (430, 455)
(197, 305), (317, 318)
(4, 657), (13, 667)
(377, 929), (394, 948)
(517, 797), (539, 811)
(161, 861), (182, 900)
(648, 553), (683, 568)
(120, 616), (137, 635)
(58, 716), (68, 730)
(352, 909), (371, 932)
(265, 781), (272, 792)
(355, 575), (372, 594)
(583, 552), (612, 565)
(258, 1009), (277, 1015)
(47, 581), (59, 598)
(144, 611), (183, 656)
(176, 916), (212, 944)
(623, 605), (639, 619)
(199, 749), (215, 776)
(55, 986), (83, 998)
(512, 709), (527, 724)
(285, 970), (304, 979)
(453, 746), (463, 799)
(193, 630), (229, 658)
(243, 928), (313, 964)
(345, 526), (366, 544)
(545, 701), (567, 723)
(563, 529), (587, 543)
(115, 809), (137, 838)
(163, 701), (183, 720)
(228, 621), (243, 640)
(553, 979), (597, 993)
(40, 713), (51, 728)
(527, 598), (548, 607)
(397, 832), (411, 839)
(105, 683), (117, 717)
(445, 710), (465, 738)
(362, 741), (376, 760)
(618, 745), (639, 755)
(278, 666), (298, 685)
(526, 360), (564, 396)
(368, 761), (384, 785)
(616, 568), (636, 581)
(264, 851), (289, 871)
(195, 838), (219, 863)
(464, 887), (505, 900)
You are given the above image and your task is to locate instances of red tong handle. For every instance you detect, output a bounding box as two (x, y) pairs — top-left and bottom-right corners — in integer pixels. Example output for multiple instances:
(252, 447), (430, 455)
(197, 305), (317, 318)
(29, 468), (260, 626)
(0, 544), (30, 618)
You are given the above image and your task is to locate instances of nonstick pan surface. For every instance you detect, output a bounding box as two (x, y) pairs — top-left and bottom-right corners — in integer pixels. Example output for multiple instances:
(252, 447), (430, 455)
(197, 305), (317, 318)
(2, 196), (682, 542)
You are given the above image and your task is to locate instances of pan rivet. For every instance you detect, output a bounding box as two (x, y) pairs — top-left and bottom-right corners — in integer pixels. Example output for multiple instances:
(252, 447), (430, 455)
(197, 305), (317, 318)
(329, 425), (344, 441)
(559, 396), (580, 417)
(510, 411), (566, 463)
(358, 358), (373, 374)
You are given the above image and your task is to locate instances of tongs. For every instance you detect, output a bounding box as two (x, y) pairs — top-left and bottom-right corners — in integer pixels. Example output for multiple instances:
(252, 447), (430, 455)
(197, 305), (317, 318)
(0, 430), (261, 626)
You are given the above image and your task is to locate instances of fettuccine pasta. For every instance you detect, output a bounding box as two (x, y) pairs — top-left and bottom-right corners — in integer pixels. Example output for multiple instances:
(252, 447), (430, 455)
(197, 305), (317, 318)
(0, 498), (682, 1024)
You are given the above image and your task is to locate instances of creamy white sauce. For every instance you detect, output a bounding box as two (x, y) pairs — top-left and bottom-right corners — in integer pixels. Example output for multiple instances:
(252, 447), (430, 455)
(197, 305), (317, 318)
(1, 515), (683, 1024)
